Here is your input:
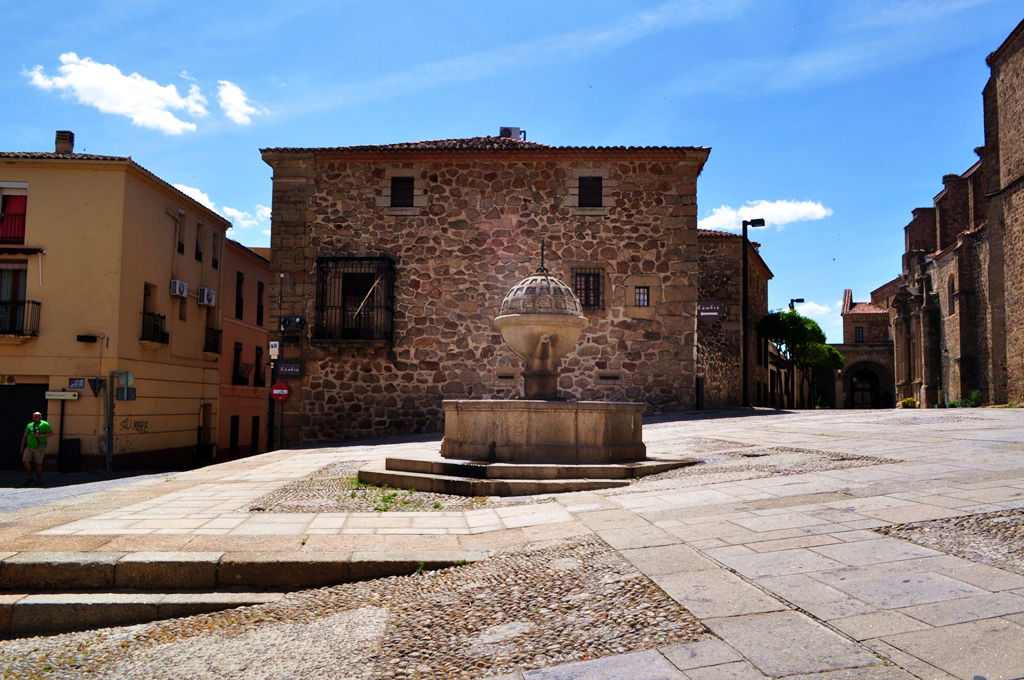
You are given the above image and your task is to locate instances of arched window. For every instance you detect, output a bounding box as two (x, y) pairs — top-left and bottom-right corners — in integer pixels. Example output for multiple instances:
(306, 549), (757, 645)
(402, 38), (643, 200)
(948, 276), (956, 315)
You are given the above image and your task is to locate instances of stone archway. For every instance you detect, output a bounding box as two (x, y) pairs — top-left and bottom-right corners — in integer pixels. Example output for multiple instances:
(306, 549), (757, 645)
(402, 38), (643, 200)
(844, 361), (894, 409)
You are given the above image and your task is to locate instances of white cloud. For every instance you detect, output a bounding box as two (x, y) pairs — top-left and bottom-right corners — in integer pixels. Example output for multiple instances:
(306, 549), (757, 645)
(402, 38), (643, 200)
(25, 53), (207, 135)
(172, 184), (216, 211)
(699, 199), (833, 232)
(796, 301), (832, 317)
(217, 80), (264, 125)
(221, 204), (270, 230)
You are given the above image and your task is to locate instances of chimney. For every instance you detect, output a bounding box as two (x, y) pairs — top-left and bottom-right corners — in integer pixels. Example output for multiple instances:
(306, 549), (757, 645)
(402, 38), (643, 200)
(55, 130), (75, 154)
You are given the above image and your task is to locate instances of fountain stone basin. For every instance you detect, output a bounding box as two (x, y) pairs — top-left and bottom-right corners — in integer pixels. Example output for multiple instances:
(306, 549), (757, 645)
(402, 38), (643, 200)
(440, 399), (646, 464)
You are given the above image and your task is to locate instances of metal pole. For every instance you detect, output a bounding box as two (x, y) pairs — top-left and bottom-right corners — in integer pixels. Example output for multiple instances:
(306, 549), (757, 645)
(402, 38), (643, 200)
(741, 222), (750, 408)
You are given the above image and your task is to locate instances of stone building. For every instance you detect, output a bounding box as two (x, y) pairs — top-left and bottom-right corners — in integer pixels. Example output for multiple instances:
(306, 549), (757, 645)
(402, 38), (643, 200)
(889, 18), (1024, 407)
(826, 286), (896, 408)
(695, 229), (773, 408)
(261, 133), (712, 444)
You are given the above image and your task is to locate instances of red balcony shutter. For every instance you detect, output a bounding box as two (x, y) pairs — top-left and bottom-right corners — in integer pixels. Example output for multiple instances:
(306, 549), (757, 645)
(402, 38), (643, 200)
(0, 196), (27, 244)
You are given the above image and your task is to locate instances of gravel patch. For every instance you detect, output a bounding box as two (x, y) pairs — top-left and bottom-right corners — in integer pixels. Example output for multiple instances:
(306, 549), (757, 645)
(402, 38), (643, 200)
(880, 508), (1024, 574)
(0, 536), (706, 679)
(248, 462), (548, 513)
(609, 446), (894, 494)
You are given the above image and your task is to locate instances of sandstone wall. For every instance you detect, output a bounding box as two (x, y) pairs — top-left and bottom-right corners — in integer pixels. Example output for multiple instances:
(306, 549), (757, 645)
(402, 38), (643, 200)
(266, 151), (705, 443)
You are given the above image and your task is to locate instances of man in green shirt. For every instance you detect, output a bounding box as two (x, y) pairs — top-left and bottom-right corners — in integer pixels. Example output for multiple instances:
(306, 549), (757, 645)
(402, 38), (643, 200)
(20, 411), (52, 486)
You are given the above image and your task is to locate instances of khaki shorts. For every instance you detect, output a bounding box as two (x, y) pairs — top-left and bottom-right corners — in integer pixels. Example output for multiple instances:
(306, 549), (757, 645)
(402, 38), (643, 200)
(22, 446), (46, 465)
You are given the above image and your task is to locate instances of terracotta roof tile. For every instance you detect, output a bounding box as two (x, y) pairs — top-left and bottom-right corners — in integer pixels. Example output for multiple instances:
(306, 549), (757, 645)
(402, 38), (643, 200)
(0, 151), (129, 161)
(845, 302), (888, 314)
(261, 136), (709, 154)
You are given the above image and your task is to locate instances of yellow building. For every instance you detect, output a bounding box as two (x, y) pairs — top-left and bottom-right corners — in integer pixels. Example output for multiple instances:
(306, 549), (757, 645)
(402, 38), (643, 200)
(0, 131), (229, 470)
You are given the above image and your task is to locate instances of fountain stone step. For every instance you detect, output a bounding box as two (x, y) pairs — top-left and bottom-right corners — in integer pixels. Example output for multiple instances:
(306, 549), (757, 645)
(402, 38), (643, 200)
(359, 456), (698, 496)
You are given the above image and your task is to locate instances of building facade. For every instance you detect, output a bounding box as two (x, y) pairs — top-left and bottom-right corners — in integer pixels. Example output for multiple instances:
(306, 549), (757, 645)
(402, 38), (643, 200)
(216, 240), (270, 460)
(889, 19), (1024, 407)
(0, 131), (228, 470)
(827, 286), (896, 409)
(695, 229), (773, 408)
(262, 133), (710, 445)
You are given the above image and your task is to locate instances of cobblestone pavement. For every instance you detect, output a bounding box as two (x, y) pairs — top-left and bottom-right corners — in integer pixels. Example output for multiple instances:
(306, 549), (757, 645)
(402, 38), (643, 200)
(2, 408), (1024, 679)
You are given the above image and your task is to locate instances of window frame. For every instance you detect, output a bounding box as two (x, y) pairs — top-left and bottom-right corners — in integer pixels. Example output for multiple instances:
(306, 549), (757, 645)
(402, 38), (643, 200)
(572, 267), (605, 311)
(314, 256), (395, 342)
(390, 176), (415, 208)
(578, 176), (603, 208)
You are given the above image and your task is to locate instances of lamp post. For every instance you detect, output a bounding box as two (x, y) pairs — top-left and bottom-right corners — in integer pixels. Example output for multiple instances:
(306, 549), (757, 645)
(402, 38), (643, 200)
(789, 298), (805, 311)
(741, 218), (766, 407)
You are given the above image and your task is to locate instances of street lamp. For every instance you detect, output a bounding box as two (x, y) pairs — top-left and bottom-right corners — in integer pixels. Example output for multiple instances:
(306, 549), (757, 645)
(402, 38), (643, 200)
(741, 218), (766, 408)
(789, 298), (805, 310)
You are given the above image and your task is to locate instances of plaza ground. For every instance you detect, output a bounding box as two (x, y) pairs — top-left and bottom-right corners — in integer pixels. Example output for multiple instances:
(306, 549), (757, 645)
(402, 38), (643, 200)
(1, 408), (1023, 679)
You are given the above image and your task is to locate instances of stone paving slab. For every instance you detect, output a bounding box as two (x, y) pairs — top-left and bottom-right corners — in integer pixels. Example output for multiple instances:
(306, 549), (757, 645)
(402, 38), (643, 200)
(827, 572), (990, 609)
(703, 610), (881, 677)
(896, 591), (1024, 626)
(654, 570), (786, 619)
(522, 649), (688, 679)
(881, 617), (1024, 679)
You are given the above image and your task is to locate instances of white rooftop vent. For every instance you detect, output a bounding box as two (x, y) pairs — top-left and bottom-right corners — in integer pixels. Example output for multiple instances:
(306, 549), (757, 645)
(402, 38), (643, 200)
(498, 126), (525, 140)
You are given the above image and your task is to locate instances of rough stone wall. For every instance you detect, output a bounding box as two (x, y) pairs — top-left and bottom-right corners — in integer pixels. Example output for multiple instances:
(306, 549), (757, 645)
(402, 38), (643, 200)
(989, 21), (1024, 403)
(695, 234), (770, 407)
(905, 208), (936, 255)
(936, 175), (971, 250)
(265, 150), (706, 443)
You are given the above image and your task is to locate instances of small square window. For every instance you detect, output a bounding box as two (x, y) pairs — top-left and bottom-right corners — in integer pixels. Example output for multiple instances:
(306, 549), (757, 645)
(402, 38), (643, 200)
(634, 286), (650, 307)
(578, 177), (603, 208)
(573, 268), (604, 310)
(390, 177), (415, 208)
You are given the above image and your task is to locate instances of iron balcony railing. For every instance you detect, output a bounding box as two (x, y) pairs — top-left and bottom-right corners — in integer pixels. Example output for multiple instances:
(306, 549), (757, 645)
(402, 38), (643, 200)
(203, 327), (222, 353)
(0, 300), (40, 336)
(140, 312), (169, 344)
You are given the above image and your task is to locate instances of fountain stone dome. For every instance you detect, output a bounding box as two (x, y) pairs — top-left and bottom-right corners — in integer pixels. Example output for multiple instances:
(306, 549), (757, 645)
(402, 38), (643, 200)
(495, 272), (587, 372)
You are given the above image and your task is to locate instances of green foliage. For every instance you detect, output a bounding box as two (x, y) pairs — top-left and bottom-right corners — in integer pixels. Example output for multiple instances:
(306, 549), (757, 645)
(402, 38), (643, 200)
(948, 389), (983, 408)
(757, 309), (825, 360)
(799, 342), (845, 372)
(899, 397), (918, 408)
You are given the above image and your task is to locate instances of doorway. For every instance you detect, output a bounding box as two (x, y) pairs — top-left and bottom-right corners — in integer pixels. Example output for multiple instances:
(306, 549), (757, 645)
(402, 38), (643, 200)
(0, 384), (48, 469)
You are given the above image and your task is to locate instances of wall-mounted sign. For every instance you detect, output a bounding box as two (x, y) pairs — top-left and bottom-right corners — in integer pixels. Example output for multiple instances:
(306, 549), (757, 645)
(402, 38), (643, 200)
(277, 359), (302, 376)
(268, 341), (280, 360)
(45, 391), (79, 400)
(68, 378), (85, 389)
(698, 302), (721, 319)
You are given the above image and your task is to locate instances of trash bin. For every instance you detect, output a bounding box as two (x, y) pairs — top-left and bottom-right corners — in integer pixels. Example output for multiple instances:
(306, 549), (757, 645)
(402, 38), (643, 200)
(59, 438), (81, 473)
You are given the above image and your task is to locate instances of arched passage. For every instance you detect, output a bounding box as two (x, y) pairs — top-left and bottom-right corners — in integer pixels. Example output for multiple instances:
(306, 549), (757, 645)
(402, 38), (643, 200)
(844, 361), (894, 409)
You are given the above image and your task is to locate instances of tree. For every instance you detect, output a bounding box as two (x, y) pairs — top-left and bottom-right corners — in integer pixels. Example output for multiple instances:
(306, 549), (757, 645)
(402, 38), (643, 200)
(757, 309), (844, 408)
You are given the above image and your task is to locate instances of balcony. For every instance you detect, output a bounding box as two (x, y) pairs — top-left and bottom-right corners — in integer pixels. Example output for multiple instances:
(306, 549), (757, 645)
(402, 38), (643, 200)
(0, 214), (25, 244)
(140, 312), (169, 346)
(0, 300), (40, 342)
(203, 327), (222, 354)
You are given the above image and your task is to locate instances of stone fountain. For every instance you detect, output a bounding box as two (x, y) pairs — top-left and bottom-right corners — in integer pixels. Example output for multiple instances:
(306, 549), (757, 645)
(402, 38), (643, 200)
(359, 255), (697, 495)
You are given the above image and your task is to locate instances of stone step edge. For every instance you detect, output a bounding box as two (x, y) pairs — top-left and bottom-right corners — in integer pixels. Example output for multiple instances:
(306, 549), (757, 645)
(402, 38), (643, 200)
(358, 465), (633, 496)
(0, 550), (486, 592)
(382, 456), (700, 480)
(1, 591), (286, 638)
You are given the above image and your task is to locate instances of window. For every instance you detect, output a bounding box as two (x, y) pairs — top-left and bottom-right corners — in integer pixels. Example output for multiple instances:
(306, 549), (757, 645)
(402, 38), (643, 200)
(232, 341), (251, 385)
(254, 346), (265, 387)
(229, 415), (239, 458)
(178, 295), (187, 321)
(314, 257), (395, 340)
(634, 286), (650, 307)
(0, 262), (37, 335)
(948, 276), (956, 315)
(250, 416), (260, 456)
(235, 271), (244, 320)
(390, 177), (415, 208)
(256, 281), (265, 327)
(175, 210), (185, 254)
(573, 268), (604, 310)
(211, 231), (219, 269)
(578, 177), (603, 208)
(194, 222), (203, 261)
(0, 195), (27, 244)
(855, 326), (864, 343)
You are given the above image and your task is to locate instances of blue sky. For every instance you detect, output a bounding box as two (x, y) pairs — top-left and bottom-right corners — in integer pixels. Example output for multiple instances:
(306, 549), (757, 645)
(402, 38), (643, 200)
(3, 0), (1022, 341)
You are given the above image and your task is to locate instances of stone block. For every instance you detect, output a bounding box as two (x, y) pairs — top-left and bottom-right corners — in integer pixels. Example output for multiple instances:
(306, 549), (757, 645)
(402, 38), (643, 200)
(0, 552), (124, 590)
(216, 552), (352, 588)
(115, 551), (223, 589)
